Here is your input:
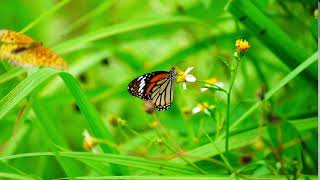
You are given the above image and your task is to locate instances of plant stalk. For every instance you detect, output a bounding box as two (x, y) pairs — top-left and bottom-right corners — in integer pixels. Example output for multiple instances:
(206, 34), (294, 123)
(225, 58), (240, 152)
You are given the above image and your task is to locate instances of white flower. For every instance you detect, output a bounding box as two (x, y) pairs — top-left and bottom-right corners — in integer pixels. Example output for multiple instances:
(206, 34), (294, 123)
(200, 78), (224, 92)
(82, 129), (95, 150)
(192, 102), (211, 116)
(176, 67), (197, 90)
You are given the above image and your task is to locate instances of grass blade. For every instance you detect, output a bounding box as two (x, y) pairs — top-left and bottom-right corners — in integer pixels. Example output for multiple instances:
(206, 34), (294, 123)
(171, 118), (318, 164)
(0, 68), (25, 84)
(20, 0), (71, 33)
(228, 52), (317, 133)
(0, 68), (58, 120)
(0, 152), (197, 175)
(52, 16), (208, 54)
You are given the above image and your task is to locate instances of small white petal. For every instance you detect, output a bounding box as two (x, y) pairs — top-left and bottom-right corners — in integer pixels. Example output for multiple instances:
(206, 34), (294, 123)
(192, 107), (201, 114)
(186, 75), (196, 82)
(216, 82), (224, 88)
(204, 109), (211, 116)
(200, 87), (208, 92)
(82, 129), (90, 138)
(185, 67), (194, 74)
(182, 82), (187, 90)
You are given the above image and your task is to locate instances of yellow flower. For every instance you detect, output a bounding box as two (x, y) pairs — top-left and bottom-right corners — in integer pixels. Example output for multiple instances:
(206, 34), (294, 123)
(0, 29), (67, 69)
(82, 129), (97, 150)
(235, 39), (250, 53)
(176, 67), (196, 90)
(201, 78), (224, 92)
(192, 102), (211, 116)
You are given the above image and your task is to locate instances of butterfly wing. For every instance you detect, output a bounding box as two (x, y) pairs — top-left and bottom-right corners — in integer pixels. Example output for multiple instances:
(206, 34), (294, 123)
(128, 71), (170, 100)
(128, 69), (175, 111)
(149, 76), (174, 111)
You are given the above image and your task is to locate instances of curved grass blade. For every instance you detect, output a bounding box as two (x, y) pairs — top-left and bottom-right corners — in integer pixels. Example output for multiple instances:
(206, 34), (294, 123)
(228, 52), (317, 133)
(0, 68), (58, 120)
(20, 0), (71, 33)
(151, 37), (214, 71)
(53, 175), (318, 180)
(0, 173), (38, 180)
(52, 16), (208, 54)
(0, 152), (197, 175)
(171, 118), (318, 164)
(0, 68), (25, 84)
(0, 68), (126, 174)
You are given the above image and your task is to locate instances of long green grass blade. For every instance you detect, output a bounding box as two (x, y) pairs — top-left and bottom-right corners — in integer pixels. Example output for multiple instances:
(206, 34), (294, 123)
(54, 175), (318, 180)
(0, 68), (25, 84)
(0, 68), (126, 175)
(31, 102), (81, 179)
(0, 172), (38, 180)
(228, 52), (317, 133)
(0, 152), (197, 175)
(52, 16), (208, 54)
(171, 118), (317, 164)
(0, 68), (58, 120)
(20, 0), (71, 33)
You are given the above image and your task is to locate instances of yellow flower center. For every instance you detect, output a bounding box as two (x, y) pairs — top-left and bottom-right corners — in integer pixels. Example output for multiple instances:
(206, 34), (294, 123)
(176, 70), (186, 83)
(235, 39), (250, 53)
(205, 78), (218, 85)
(197, 102), (209, 111)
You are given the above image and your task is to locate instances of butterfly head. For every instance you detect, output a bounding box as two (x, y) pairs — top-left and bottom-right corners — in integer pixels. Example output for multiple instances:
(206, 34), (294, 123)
(169, 67), (176, 80)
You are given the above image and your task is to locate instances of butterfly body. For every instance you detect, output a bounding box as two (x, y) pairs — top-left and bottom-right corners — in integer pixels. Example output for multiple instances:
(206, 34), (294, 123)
(128, 67), (175, 111)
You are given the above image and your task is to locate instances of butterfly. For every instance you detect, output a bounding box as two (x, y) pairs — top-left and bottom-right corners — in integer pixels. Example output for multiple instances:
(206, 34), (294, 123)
(128, 67), (176, 111)
(0, 29), (67, 69)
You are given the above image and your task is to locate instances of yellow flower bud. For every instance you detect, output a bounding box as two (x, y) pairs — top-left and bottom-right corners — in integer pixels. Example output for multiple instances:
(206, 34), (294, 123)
(235, 39), (250, 53)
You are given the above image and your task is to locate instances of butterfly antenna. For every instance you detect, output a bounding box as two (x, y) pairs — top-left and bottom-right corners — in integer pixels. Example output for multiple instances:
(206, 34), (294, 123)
(172, 60), (188, 69)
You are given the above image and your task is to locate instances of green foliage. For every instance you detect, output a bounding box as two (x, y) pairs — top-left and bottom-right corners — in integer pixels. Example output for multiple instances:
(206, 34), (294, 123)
(0, 0), (317, 179)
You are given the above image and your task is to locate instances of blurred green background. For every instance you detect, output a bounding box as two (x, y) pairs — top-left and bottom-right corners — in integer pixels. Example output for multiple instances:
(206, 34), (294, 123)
(0, 0), (318, 179)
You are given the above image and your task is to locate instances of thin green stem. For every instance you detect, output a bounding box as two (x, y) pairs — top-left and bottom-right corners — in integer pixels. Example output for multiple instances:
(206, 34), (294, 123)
(154, 129), (206, 174)
(202, 128), (234, 173)
(225, 57), (240, 152)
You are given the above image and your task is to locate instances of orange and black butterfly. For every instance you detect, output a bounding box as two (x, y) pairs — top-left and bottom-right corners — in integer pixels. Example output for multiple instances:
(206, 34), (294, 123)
(0, 29), (67, 69)
(128, 67), (175, 111)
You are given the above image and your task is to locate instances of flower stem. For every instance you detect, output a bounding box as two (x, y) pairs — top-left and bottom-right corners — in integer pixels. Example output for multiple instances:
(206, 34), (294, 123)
(225, 58), (240, 152)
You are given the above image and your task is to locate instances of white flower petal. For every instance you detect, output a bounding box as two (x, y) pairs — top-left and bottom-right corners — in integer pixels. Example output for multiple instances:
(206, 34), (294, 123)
(186, 75), (196, 82)
(216, 82), (224, 88)
(185, 67), (194, 74)
(204, 109), (211, 116)
(200, 87), (208, 92)
(182, 82), (187, 90)
(82, 129), (90, 138)
(192, 107), (201, 114)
